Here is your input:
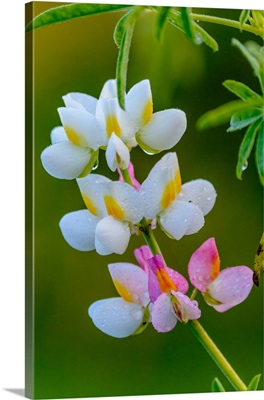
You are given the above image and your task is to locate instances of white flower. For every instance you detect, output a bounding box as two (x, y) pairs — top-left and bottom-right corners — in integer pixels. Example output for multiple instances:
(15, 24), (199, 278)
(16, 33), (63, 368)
(140, 152), (217, 240)
(59, 174), (144, 255)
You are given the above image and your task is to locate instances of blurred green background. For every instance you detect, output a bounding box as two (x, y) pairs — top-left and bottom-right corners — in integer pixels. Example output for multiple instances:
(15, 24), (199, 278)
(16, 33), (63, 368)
(26, 2), (263, 398)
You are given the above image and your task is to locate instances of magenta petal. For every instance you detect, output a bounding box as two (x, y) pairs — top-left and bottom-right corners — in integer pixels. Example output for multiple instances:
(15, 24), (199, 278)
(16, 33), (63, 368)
(148, 267), (162, 303)
(134, 245), (153, 274)
(207, 266), (254, 312)
(151, 293), (177, 333)
(188, 238), (220, 292)
(172, 291), (201, 322)
(165, 266), (189, 294)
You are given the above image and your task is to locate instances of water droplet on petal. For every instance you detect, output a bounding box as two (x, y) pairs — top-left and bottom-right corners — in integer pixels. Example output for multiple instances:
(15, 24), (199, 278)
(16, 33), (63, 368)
(242, 161), (248, 171)
(130, 309), (143, 321)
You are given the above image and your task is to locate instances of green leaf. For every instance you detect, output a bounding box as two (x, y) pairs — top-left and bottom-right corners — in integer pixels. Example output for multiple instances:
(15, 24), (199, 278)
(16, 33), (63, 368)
(196, 100), (255, 130)
(180, 7), (195, 41)
(239, 10), (250, 30)
(116, 12), (136, 109)
(114, 10), (134, 48)
(154, 6), (170, 42)
(232, 39), (264, 93)
(212, 377), (226, 392)
(26, 3), (132, 32)
(247, 373), (262, 390)
(253, 233), (264, 287)
(236, 118), (262, 180)
(227, 108), (263, 132)
(168, 10), (218, 52)
(255, 121), (264, 185)
(223, 80), (263, 105)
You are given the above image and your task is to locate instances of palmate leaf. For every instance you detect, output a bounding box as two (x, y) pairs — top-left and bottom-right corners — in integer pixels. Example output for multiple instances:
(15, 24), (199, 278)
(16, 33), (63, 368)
(236, 118), (262, 180)
(25, 3), (132, 32)
(223, 80), (263, 105)
(227, 108), (263, 132)
(212, 377), (226, 392)
(247, 373), (262, 390)
(255, 121), (264, 185)
(154, 6), (170, 42)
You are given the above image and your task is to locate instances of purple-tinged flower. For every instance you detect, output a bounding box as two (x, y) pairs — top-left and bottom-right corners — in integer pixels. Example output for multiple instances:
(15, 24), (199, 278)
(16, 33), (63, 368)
(188, 238), (254, 312)
(147, 255), (201, 332)
(88, 262), (150, 338)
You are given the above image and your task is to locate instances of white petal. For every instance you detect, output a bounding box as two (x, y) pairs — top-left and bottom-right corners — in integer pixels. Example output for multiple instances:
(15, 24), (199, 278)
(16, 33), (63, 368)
(41, 141), (93, 180)
(88, 297), (144, 338)
(172, 291), (201, 322)
(59, 210), (99, 251)
(140, 152), (180, 219)
(137, 109), (187, 152)
(77, 174), (111, 218)
(95, 217), (131, 255)
(151, 293), (177, 333)
(94, 236), (113, 255)
(99, 79), (117, 99)
(159, 200), (204, 240)
(58, 107), (104, 149)
(50, 126), (68, 144)
(96, 98), (136, 143)
(105, 181), (144, 223)
(105, 133), (130, 172)
(125, 80), (153, 130)
(108, 263), (149, 306)
(63, 92), (97, 114)
(178, 179), (217, 216)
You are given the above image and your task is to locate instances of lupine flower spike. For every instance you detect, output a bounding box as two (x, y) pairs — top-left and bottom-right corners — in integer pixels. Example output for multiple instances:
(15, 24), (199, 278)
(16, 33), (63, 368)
(88, 262), (150, 338)
(140, 152), (217, 240)
(188, 238), (254, 312)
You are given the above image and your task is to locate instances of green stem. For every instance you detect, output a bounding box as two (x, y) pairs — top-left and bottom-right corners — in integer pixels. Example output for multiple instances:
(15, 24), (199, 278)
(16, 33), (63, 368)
(191, 13), (261, 36)
(121, 166), (247, 390)
(188, 320), (248, 391)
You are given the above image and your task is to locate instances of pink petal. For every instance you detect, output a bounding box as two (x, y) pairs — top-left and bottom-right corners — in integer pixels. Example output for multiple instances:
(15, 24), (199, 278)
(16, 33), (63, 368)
(108, 262), (150, 306)
(134, 245), (153, 274)
(165, 266), (189, 294)
(207, 266), (254, 312)
(151, 293), (177, 333)
(188, 238), (220, 292)
(148, 267), (162, 303)
(117, 162), (141, 191)
(172, 291), (201, 322)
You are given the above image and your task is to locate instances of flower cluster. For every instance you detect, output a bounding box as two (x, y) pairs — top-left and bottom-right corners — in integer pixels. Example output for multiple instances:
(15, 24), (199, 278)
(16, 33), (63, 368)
(89, 240), (253, 338)
(41, 79), (187, 179)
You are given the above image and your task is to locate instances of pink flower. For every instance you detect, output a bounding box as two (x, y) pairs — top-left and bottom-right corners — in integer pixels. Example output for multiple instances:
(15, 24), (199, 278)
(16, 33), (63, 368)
(147, 255), (201, 332)
(188, 238), (254, 312)
(117, 162), (141, 191)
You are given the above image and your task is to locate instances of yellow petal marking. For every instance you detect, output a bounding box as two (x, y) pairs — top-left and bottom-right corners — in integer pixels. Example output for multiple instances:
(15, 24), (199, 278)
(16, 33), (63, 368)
(106, 114), (122, 138)
(142, 98), (153, 125)
(161, 169), (182, 209)
(82, 194), (98, 216)
(211, 254), (220, 280)
(156, 268), (177, 293)
(64, 126), (82, 146)
(113, 280), (134, 302)
(104, 195), (124, 220)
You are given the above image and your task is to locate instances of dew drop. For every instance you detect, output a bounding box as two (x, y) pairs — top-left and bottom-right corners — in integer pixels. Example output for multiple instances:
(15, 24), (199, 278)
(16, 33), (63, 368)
(130, 309), (143, 320)
(92, 159), (99, 171)
(194, 33), (203, 45)
(207, 196), (212, 201)
(242, 161), (248, 171)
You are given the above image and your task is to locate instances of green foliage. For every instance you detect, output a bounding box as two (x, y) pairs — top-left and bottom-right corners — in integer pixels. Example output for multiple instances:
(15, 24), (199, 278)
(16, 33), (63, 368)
(168, 9), (218, 52)
(25, 3), (132, 32)
(197, 39), (264, 184)
(180, 7), (195, 41)
(253, 233), (264, 287)
(239, 10), (250, 30)
(212, 377), (226, 392)
(247, 374), (262, 390)
(154, 6), (170, 42)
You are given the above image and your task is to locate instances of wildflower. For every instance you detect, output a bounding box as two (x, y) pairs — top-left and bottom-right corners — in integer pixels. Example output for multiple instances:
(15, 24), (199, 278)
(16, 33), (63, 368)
(147, 255), (201, 332)
(88, 262), (150, 338)
(140, 152), (217, 240)
(188, 238), (254, 311)
(59, 174), (144, 255)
